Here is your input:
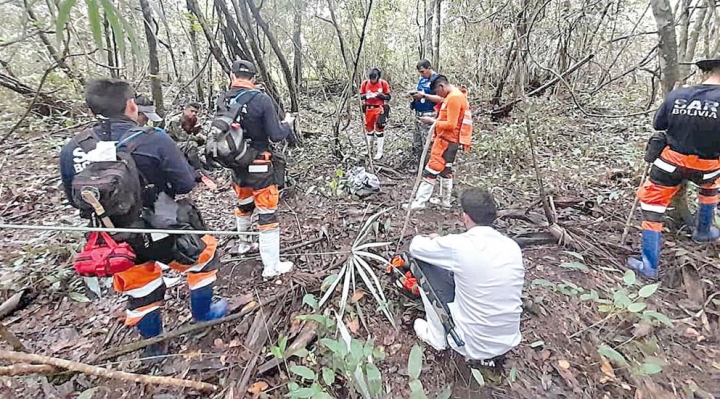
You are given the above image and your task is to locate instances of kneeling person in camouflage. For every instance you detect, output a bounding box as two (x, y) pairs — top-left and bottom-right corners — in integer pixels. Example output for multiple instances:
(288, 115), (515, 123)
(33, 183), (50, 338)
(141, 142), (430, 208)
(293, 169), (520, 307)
(404, 188), (525, 363)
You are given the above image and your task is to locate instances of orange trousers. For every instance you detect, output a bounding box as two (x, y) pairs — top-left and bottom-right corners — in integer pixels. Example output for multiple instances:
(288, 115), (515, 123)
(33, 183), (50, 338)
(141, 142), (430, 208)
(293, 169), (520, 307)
(638, 147), (720, 232)
(112, 235), (219, 326)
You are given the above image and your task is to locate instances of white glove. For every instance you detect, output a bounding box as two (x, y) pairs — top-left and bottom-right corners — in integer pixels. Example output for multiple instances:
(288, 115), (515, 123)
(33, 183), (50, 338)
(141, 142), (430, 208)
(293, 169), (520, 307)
(365, 92), (377, 99)
(283, 114), (295, 125)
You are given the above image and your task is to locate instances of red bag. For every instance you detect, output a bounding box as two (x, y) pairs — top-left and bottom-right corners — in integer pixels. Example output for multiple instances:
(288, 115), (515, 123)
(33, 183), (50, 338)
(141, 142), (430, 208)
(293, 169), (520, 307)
(74, 232), (136, 277)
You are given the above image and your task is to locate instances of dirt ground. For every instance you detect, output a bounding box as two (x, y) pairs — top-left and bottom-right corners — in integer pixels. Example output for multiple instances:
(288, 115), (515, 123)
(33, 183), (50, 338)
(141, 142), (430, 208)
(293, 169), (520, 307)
(0, 93), (719, 399)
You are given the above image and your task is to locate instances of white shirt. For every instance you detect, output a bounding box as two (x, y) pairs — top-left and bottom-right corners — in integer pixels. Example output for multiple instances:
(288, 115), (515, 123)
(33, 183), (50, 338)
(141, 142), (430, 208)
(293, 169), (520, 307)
(409, 226), (525, 360)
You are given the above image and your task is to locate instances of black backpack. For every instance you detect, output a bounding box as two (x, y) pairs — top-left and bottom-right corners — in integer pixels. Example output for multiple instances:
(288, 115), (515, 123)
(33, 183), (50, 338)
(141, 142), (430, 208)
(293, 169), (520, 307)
(205, 89), (261, 169)
(71, 127), (152, 221)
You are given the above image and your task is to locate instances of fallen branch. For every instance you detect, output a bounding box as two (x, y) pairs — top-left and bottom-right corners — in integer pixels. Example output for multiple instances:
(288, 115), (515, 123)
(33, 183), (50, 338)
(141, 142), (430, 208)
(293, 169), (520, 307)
(0, 350), (217, 391)
(237, 299), (284, 395)
(0, 289), (33, 320)
(0, 323), (26, 352)
(96, 294), (281, 362)
(257, 321), (318, 375)
(0, 363), (56, 376)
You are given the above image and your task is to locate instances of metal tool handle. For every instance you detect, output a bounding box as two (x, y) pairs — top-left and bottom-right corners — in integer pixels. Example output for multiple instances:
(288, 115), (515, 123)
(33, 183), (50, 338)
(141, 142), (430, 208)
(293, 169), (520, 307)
(449, 329), (465, 347)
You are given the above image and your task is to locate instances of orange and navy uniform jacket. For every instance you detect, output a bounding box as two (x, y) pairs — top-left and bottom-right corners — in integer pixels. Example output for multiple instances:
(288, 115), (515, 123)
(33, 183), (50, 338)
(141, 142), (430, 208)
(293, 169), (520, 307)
(221, 79), (290, 231)
(637, 84), (720, 233)
(654, 85), (720, 160)
(215, 80), (291, 152)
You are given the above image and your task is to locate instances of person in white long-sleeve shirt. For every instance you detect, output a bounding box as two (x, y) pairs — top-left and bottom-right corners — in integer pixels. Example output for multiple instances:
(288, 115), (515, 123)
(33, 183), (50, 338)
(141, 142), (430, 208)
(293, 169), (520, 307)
(408, 188), (525, 361)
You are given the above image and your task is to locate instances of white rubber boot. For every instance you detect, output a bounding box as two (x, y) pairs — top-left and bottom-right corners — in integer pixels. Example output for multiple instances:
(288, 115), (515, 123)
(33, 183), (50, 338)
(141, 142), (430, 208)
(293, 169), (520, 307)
(364, 134), (373, 156)
(259, 228), (293, 279)
(402, 181), (435, 210)
(373, 135), (384, 160)
(429, 178), (453, 208)
(235, 215), (258, 254)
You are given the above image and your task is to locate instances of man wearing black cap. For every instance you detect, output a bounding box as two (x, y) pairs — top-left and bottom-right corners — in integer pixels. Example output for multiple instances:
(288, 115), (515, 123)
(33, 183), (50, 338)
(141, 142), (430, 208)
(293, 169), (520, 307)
(214, 59), (295, 279)
(628, 57), (720, 280)
(135, 95), (163, 127)
(360, 68), (392, 160)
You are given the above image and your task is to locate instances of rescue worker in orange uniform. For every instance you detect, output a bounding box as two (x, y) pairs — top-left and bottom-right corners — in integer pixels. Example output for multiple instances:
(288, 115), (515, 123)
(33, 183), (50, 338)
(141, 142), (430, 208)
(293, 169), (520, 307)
(404, 75), (472, 210)
(360, 68), (391, 160)
(628, 57), (720, 279)
(217, 60), (296, 278)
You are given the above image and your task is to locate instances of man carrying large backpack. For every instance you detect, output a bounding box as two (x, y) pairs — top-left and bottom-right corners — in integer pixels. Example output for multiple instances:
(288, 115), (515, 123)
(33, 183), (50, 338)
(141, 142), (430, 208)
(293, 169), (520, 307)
(60, 79), (227, 357)
(207, 60), (295, 279)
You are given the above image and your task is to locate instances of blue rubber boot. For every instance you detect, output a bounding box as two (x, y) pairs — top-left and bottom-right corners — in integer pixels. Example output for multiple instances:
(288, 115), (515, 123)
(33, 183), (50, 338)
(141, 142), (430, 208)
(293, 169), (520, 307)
(626, 230), (661, 280)
(190, 284), (228, 322)
(136, 309), (167, 358)
(692, 204), (720, 242)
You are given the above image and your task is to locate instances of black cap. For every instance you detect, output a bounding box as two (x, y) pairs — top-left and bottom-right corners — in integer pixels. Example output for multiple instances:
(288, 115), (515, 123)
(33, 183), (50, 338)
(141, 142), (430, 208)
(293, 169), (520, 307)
(369, 67), (381, 79)
(695, 58), (720, 72)
(232, 59), (257, 75)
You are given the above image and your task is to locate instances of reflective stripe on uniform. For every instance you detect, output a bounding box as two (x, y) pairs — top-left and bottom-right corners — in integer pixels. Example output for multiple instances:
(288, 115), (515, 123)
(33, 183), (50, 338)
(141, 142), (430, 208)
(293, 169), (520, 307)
(187, 270), (218, 290)
(703, 169), (720, 180)
(124, 276), (164, 298)
(125, 302), (161, 326)
(640, 202), (667, 214)
(653, 158), (677, 173)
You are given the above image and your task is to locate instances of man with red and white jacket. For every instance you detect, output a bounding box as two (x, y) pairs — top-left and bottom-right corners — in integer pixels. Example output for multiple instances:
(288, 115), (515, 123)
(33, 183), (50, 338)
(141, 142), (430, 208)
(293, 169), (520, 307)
(360, 68), (391, 160)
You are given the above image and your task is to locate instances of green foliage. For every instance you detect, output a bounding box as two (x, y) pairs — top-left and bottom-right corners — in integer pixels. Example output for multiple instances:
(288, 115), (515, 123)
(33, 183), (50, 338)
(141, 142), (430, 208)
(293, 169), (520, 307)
(597, 344), (627, 366)
(304, 293), (319, 312)
(286, 311), (385, 399)
(56, 0), (138, 53)
(407, 344), (435, 398)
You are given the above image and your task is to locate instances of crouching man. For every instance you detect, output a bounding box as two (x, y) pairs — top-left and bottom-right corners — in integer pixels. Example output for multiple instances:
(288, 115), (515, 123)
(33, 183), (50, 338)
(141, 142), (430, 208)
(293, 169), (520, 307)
(404, 188), (525, 362)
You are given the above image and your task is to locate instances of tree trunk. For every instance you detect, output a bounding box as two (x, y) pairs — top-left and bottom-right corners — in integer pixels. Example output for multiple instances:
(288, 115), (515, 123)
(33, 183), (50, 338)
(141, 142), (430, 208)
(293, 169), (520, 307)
(292, 0), (303, 89)
(214, 0), (251, 60)
(187, 0), (231, 75)
(424, 0), (435, 62)
(432, 0), (441, 69)
(332, 0), (374, 152)
(650, 0), (679, 97)
(650, 0), (690, 230)
(218, 8), (245, 60)
(140, 0), (164, 116)
(245, 0), (299, 112)
(676, 0), (691, 63)
(233, 0), (282, 106)
(158, 0), (181, 81)
(680, 6), (708, 79)
(325, 0), (351, 74)
(103, 14), (118, 78)
(187, 12), (205, 101)
(707, 0), (720, 56)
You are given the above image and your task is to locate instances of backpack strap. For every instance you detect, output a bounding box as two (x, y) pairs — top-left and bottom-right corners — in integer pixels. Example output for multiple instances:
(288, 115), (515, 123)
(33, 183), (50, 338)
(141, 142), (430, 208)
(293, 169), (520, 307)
(117, 126), (155, 152)
(230, 89), (261, 106)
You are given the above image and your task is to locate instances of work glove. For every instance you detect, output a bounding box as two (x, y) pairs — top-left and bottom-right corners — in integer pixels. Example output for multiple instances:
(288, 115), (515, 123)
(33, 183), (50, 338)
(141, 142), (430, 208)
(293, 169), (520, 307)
(365, 92), (377, 99)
